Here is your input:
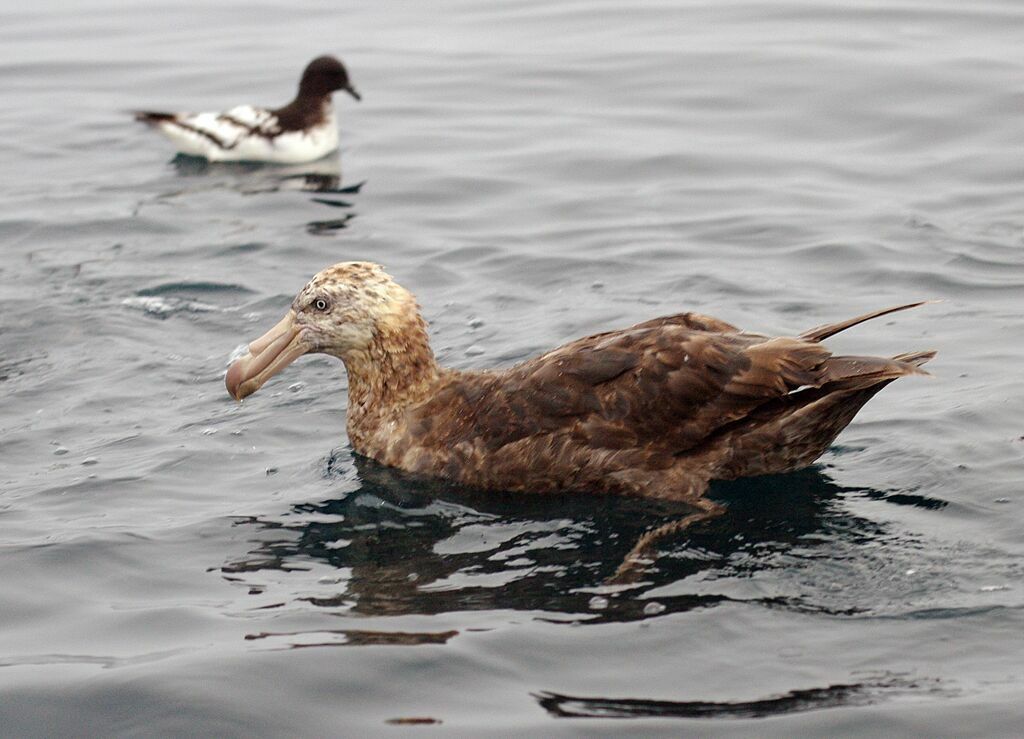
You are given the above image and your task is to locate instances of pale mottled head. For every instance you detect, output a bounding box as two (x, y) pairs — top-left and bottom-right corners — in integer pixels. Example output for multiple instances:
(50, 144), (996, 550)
(225, 262), (423, 400)
(292, 262), (419, 355)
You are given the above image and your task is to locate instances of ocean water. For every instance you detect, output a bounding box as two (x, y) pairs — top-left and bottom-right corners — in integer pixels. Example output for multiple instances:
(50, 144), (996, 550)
(2, 0), (1023, 734)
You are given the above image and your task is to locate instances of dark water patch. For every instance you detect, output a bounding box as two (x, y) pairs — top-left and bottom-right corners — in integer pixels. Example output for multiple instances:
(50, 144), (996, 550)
(0, 218), (38, 246)
(216, 242), (267, 255)
(535, 675), (953, 720)
(329, 180), (366, 195)
(244, 628), (459, 649)
(853, 488), (949, 511)
(307, 215), (355, 234)
(124, 280), (257, 319)
(215, 458), (950, 623)
(892, 605), (1012, 621)
(233, 293), (299, 313)
(309, 197), (353, 208)
(32, 216), (183, 242)
(0, 648), (190, 671)
(850, 266), (1024, 293)
(946, 251), (1024, 277)
(660, 272), (761, 299)
(431, 244), (505, 266)
(683, 216), (815, 249)
(0, 355), (45, 384)
(477, 254), (632, 289)
(136, 281), (254, 299)
(385, 717), (442, 726)
(779, 240), (880, 268)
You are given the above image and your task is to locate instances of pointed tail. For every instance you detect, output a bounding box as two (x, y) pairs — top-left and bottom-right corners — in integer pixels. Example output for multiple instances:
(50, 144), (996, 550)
(133, 110), (176, 126)
(801, 301), (934, 343)
(891, 349), (937, 369)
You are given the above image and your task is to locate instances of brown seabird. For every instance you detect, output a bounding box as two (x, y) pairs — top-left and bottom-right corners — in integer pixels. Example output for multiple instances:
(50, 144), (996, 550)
(226, 262), (934, 525)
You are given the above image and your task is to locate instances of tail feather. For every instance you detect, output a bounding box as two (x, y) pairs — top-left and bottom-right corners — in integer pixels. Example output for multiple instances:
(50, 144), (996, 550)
(800, 301), (934, 343)
(707, 351), (934, 480)
(821, 351), (935, 387)
(892, 349), (937, 368)
(133, 110), (176, 126)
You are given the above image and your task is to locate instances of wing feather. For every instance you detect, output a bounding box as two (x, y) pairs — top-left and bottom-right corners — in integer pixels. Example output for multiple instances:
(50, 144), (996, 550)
(413, 307), (932, 458)
(433, 319), (832, 454)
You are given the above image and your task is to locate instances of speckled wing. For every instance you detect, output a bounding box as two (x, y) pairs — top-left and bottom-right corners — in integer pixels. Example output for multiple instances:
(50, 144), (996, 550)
(521, 320), (836, 451)
(419, 313), (831, 455)
(414, 303), (933, 464)
(135, 105), (280, 158)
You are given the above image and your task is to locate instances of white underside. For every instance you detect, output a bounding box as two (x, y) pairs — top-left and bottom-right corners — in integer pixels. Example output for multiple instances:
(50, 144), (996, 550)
(153, 104), (340, 164)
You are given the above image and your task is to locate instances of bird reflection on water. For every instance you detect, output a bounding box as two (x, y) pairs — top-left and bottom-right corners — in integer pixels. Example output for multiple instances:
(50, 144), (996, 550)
(170, 151), (349, 194)
(535, 674), (954, 720)
(149, 153), (362, 233)
(220, 453), (946, 624)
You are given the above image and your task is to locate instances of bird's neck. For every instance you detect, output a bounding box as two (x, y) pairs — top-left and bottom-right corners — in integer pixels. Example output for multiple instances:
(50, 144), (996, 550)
(275, 96), (331, 132)
(342, 312), (443, 444)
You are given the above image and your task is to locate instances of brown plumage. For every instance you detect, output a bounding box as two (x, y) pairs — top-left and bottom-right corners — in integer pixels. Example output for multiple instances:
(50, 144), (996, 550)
(226, 262), (934, 510)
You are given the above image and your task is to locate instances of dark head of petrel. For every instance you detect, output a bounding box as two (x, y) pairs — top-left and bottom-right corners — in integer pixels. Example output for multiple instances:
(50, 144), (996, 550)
(298, 55), (361, 101)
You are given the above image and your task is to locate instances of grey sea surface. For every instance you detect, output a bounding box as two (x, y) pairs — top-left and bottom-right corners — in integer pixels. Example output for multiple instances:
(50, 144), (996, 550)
(2, 0), (1023, 735)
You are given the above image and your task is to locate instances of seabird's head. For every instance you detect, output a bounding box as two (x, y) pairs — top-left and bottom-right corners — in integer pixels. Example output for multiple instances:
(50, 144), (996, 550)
(299, 55), (361, 101)
(226, 262), (420, 401)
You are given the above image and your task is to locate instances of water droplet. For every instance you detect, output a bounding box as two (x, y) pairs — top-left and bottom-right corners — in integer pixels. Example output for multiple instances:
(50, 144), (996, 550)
(979, 585), (1010, 592)
(288, 382), (305, 393)
(905, 569), (917, 576)
(201, 427), (218, 436)
(54, 447), (69, 456)
(81, 457), (98, 466)
(643, 601), (666, 615)
(468, 317), (484, 329)
(589, 596), (609, 610)
(465, 344), (485, 357)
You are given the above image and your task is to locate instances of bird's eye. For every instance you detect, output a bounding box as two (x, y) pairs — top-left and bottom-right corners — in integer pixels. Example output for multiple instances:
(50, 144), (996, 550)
(313, 298), (329, 311)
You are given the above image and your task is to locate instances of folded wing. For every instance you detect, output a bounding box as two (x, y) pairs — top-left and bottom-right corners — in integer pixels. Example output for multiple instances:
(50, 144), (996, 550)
(432, 305), (931, 457)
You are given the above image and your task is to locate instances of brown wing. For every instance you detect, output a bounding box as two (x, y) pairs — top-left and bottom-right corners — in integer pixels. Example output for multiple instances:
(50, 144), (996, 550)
(421, 313), (835, 454)
(417, 302), (934, 458)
